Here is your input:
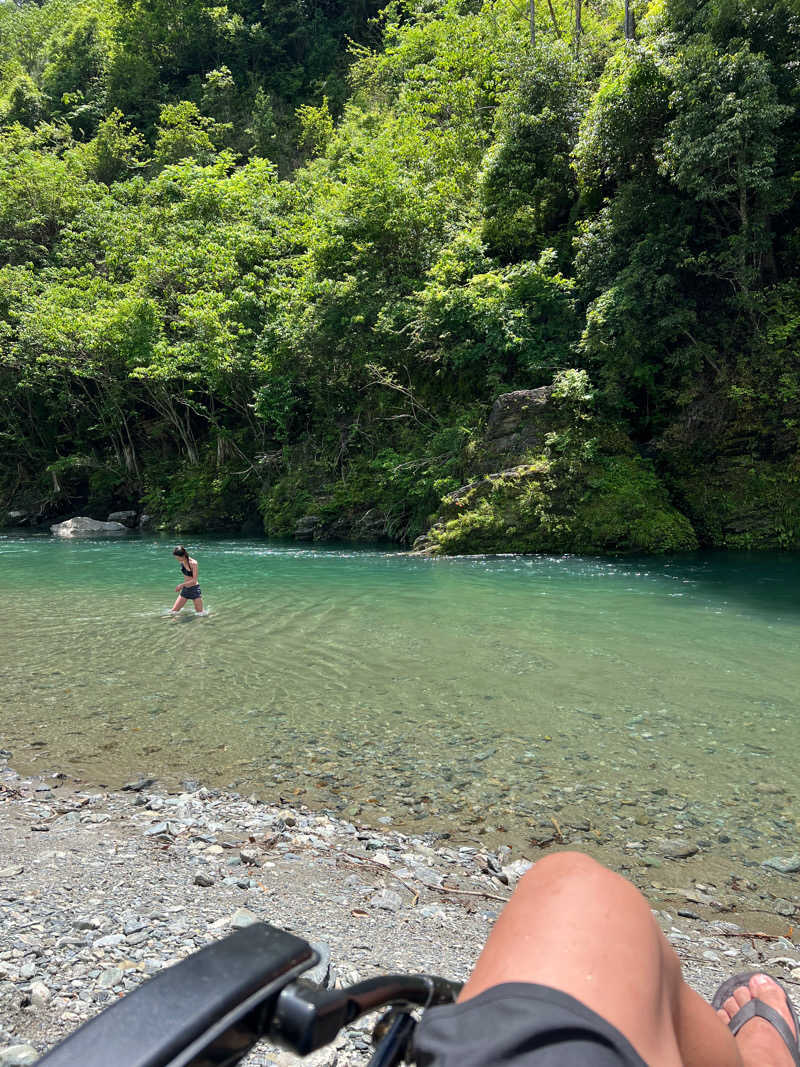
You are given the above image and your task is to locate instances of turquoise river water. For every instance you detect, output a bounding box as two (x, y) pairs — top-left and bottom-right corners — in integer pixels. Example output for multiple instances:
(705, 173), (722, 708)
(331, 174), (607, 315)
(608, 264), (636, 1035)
(2, 533), (799, 880)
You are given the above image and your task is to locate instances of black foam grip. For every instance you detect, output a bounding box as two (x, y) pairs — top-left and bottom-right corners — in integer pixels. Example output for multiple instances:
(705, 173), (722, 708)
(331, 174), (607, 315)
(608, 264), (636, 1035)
(37, 923), (315, 1067)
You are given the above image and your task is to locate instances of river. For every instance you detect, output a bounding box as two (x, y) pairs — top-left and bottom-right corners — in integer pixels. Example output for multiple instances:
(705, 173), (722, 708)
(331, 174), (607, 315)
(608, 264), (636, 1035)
(2, 533), (799, 883)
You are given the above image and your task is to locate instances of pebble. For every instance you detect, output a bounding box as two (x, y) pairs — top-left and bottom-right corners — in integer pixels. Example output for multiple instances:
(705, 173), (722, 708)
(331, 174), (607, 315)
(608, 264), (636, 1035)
(94, 934), (125, 948)
(144, 822), (169, 837)
(0, 1045), (39, 1067)
(657, 840), (698, 860)
(230, 909), (259, 930)
(97, 968), (123, 989)
(122, 778), (157, 792)
(369, 890), (403, 912)
(762, 855), (800, 874)
(29, 983), (50, 1010)
(194, 872), (215, 888)
(502, 859), (532, 884)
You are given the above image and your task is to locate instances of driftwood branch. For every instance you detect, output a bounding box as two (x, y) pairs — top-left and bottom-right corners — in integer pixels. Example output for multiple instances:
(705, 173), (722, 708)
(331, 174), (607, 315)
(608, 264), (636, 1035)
(433, 883), (511, 903)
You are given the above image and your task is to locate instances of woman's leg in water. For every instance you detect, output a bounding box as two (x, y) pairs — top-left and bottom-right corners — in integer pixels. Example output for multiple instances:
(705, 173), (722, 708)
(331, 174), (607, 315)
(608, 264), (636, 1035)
(170, 595), (187, 613)
(459, 851), (754, 1067)
(192, 597), (204, 613)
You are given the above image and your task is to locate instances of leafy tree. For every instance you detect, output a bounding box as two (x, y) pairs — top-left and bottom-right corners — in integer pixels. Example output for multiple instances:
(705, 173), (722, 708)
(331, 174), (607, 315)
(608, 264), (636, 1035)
(154, 101), (223, 166)
(85, 108), (146, 183)
(659, 41), (789, 291)
(481, 41), (586, 261)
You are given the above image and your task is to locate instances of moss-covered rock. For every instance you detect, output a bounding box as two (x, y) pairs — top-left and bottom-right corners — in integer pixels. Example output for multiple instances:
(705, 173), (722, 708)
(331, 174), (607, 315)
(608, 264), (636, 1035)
(417, 450), (696, 555)
(655, 384), (800, 548)
(414, 370), (698, 555)
(669, 457), (800, 549)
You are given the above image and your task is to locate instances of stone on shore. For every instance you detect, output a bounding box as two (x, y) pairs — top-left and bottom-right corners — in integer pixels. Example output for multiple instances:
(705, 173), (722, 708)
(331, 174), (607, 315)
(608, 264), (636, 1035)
(230, 909), (258, 929)
(369, 889), (403, 912)
(50, 517), (128, 537)
(656, 839), (698, 860)
(107, 511), (137, 527)
(29, 983), (50, 1010)
(96, 968), (123, 990)
(2, 510), (29, 527)
(0, 1045), (39, 1067)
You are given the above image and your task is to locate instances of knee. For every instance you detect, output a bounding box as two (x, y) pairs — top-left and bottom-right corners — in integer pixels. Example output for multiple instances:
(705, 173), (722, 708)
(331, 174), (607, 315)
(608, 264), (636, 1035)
(519, 850), (609, 892)
(515, 851), (642, 914)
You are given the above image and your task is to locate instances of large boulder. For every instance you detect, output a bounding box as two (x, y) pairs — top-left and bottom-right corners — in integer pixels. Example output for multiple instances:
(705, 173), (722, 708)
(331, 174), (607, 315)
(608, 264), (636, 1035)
(1, 510), (30, 527)
(107, 510), (137, 527)
(51, 516), (128, 537)
(413, 374), (697, 556)
(294, 515), (323, 540)
(480, 387), (556, 472)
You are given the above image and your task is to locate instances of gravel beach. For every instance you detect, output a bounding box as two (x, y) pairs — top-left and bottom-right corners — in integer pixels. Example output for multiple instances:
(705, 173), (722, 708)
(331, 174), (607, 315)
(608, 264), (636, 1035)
(2, 756), (800, 1067)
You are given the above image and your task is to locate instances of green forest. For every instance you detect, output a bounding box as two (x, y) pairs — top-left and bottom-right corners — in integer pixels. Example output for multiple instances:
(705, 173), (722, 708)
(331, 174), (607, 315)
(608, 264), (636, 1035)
(1, 0), (799, 552)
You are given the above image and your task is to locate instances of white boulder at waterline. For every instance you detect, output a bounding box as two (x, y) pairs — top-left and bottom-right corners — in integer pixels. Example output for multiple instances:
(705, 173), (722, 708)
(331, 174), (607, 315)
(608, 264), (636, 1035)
(50, 516), (128, 537)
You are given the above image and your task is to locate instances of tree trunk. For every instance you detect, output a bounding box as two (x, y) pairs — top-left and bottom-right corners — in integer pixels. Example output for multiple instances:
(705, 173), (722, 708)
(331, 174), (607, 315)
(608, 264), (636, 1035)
(546, 0), (562, 37)
(737, 149), (749, 291)
(624, 0), (635, 38)
(574, 0), (582, 52)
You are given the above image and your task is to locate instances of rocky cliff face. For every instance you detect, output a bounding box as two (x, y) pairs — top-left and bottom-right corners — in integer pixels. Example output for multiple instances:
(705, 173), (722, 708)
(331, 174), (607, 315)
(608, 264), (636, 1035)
(292, 508), (390, 544)
(413, 374), (697, 556)
(478, 387), (557, 471)
(653, 390), (800, 550)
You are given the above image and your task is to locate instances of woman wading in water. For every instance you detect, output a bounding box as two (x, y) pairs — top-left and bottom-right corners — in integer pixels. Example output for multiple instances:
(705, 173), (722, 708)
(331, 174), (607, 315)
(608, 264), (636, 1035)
(170, 545), (205, 615)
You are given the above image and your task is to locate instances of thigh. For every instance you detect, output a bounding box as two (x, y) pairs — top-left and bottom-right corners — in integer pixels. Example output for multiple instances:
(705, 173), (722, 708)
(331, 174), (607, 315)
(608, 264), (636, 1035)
(459, 853), (735, 1067)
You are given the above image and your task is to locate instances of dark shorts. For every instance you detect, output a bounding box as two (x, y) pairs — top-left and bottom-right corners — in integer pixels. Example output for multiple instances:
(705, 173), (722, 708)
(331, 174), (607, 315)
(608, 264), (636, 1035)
(180, 585), (202, 600)
(412, 983), (649, 1067)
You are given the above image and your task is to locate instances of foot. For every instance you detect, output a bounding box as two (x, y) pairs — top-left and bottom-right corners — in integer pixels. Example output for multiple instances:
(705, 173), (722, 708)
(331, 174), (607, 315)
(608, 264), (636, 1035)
(716, 973), (798, 1067)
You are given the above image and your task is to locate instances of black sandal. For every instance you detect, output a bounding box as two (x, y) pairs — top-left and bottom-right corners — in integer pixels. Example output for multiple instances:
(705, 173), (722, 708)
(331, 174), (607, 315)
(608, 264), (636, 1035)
(712, 971), (800, 1066)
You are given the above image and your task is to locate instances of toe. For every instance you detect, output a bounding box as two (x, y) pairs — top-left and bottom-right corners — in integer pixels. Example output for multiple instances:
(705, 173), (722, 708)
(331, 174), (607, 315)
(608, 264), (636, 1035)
(749, 974), (797, 1039)
(733, 985), (752, 1010)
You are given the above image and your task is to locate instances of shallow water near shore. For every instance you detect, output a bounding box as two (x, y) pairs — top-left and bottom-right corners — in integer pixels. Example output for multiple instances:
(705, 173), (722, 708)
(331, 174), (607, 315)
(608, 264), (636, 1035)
(2, 533), (800, 881)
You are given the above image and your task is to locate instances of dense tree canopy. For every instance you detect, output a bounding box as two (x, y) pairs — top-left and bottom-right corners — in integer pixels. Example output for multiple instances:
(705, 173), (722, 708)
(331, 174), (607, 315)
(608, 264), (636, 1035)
(1, 0), (800, 550)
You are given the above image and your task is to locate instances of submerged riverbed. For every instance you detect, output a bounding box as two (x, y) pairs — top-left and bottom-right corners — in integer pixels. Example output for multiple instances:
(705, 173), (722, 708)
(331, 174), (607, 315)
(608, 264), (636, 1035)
(2, 533), (799, 886)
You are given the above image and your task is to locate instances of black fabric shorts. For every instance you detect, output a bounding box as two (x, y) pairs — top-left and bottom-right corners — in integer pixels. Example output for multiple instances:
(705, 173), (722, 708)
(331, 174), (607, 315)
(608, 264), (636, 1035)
(180, 585), (202, 599)
(412, 983), (649, 1067)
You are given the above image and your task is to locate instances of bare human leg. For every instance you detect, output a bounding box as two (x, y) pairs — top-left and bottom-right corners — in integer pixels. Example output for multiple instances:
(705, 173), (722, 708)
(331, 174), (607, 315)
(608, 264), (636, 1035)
(170, 595), (187, 613)
(459, 851), (745, 1067)
(192, 597), (204, 613)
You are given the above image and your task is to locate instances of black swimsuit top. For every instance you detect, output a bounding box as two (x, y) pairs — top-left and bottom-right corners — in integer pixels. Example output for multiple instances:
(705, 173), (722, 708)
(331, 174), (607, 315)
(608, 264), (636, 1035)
(180, 563), (193, 577)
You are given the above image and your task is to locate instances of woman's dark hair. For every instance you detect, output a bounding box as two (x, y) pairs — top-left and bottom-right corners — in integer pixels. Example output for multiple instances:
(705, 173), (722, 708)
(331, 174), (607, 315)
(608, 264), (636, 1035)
(173, 545), (189, 559)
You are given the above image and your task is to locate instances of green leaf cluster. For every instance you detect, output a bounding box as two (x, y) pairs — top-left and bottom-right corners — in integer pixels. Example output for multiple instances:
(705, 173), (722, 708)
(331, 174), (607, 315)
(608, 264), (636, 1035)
(2, 0), (800, 551)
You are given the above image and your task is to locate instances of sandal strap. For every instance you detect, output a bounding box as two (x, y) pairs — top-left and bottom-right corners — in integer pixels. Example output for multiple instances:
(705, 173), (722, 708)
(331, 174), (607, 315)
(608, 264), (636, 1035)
(727, 999), (800, 1067)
